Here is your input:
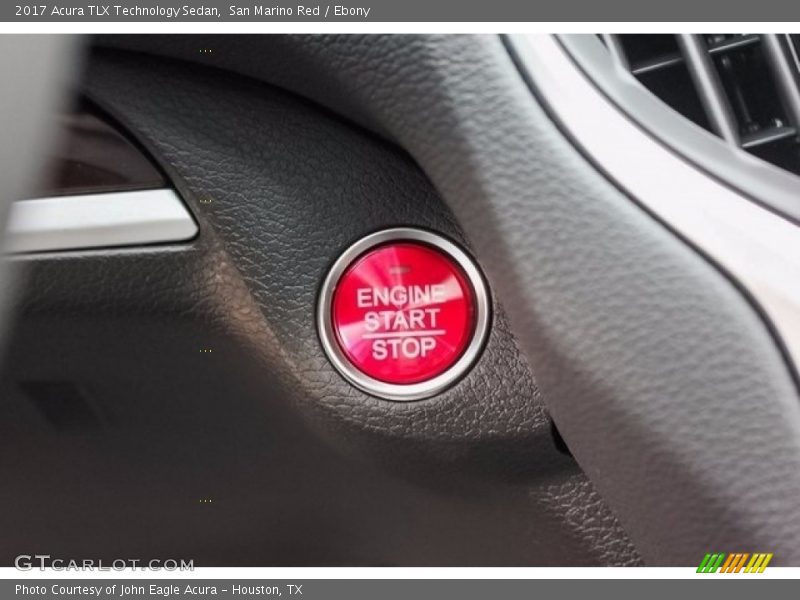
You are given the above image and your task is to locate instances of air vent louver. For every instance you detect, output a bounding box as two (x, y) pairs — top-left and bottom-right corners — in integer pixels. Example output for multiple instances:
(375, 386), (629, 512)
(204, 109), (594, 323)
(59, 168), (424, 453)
(602, 34), (800, 176)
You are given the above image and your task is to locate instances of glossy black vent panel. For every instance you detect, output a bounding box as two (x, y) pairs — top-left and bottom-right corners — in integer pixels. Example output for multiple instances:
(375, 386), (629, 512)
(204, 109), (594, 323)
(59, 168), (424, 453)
(602, 34), (800, 176)
(33, 102), (166, 198)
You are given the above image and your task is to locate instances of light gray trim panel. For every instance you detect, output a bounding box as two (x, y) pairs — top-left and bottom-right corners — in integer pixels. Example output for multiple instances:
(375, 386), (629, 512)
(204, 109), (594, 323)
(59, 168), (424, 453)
(510, 34), (800, 382)
(3, 189), (198, 254)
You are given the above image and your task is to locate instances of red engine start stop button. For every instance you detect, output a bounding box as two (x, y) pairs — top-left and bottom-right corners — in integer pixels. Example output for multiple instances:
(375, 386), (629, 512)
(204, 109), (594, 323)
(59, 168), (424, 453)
(318, 228), (490, 401)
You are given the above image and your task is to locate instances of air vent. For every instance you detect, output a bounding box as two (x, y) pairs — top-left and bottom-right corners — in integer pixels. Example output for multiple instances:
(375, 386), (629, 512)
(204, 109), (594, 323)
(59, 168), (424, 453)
(601, 34), (800, 176)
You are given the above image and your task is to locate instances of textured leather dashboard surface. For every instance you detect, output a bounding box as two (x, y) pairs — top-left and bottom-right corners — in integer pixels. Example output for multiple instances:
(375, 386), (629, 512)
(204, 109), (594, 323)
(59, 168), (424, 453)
(0, 43), (641, 566)
(91, 34), (800, 565)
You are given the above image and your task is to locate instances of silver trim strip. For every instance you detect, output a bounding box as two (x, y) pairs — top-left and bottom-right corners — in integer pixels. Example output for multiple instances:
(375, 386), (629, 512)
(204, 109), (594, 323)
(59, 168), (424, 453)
(317, 228), (491, 402)
(3, 189), (198, 254)
(510, 34), (800, 370)
(762, 34), (800, 130)
(676, 34), (740, 145)
(600, 34), (629, 70)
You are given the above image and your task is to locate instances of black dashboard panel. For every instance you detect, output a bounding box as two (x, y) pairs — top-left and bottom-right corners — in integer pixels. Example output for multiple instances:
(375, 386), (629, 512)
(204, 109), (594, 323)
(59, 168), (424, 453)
(0, 41), (640, 566)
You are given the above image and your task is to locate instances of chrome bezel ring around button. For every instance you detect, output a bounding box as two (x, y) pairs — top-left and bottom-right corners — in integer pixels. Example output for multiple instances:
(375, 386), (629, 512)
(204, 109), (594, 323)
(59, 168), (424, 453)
(317, 227), (491, 402)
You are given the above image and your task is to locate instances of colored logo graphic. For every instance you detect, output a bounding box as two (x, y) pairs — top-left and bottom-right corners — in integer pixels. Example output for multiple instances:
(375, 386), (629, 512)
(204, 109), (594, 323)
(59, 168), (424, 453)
(697, 553), (773, 573)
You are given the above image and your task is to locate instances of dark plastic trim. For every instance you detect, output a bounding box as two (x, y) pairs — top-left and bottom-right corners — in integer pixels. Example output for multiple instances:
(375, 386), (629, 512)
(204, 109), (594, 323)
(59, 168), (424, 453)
(559, 34), (800, 227)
